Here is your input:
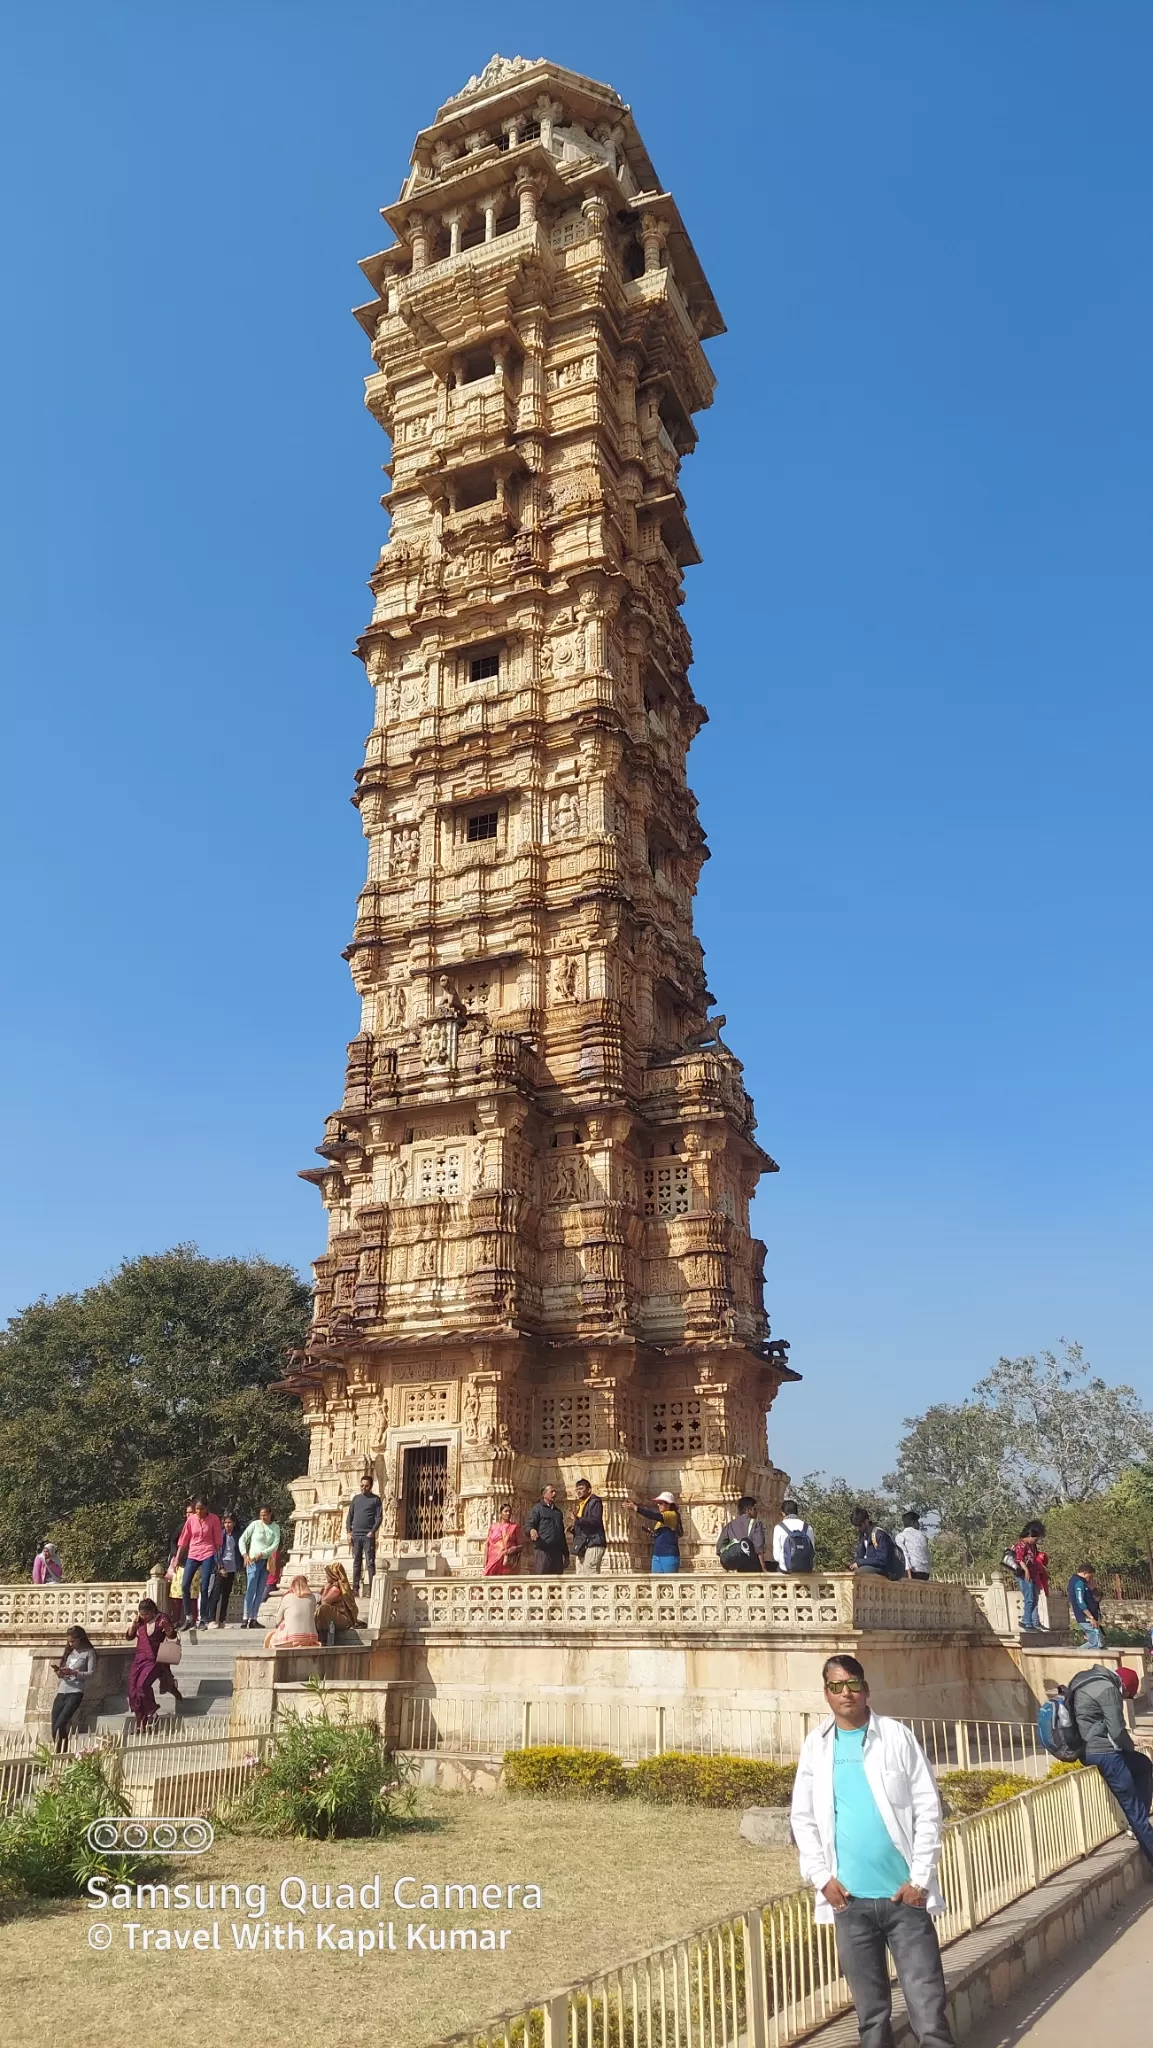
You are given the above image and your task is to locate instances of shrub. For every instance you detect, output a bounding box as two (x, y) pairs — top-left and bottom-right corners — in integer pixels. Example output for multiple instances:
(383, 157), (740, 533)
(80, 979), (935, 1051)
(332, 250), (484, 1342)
(0, 1744), (158, 1901)
(221, 1692), (414, 1839)
(1047, 1758), (1083, 1776)
(938, 1769), (1024, 1816)
(502, 1746), (629, 1800)
(629, 1754), (798, 1809)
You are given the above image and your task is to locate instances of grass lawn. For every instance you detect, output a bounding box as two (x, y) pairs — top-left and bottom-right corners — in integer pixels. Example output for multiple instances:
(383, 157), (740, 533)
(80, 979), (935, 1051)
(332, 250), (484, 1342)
(1, 1790), (799, 2048)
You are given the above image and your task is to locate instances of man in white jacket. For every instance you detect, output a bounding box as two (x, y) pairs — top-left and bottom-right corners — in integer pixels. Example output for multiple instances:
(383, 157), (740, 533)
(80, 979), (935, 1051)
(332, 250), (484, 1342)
(791, 1655), (953, 2047)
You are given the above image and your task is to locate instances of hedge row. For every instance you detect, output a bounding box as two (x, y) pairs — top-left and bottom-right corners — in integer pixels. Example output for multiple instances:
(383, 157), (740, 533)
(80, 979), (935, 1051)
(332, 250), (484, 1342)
(502, 1747), (798, 1807)
(504, 1748), (1059, 1813)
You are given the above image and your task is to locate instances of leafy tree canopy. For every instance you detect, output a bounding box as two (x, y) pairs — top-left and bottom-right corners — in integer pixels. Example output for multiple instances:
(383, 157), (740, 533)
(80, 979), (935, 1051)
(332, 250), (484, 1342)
(976, 1340), (1153, 1506)
(0, 1247), (309, 1579)
(884, 1402), (1024, 1565)
(878, 1340), (1153, 1575)
(791, 1473), (897, 1572)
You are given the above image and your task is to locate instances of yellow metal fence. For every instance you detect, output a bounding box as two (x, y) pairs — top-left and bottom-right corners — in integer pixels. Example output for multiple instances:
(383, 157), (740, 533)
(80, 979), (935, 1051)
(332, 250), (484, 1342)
(395, 1693), (1047, 1776)
(0, 1719), (272, 1818)
(430, 1766), (1122, 2048)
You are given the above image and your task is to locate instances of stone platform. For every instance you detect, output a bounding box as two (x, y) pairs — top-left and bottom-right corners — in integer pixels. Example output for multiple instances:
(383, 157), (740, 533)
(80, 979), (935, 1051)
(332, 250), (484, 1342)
(230, 1572), (1055, 1735)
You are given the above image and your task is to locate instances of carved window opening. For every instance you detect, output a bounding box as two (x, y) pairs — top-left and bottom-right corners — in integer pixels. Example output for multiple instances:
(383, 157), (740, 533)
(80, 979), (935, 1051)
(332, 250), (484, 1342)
(454, 469), (497, 511)
(650, 1398), (703, 1456)
(402, 1384), (452, 1425)
(537, 1392), (592, 1453)
(415, 1148), (464, 1200)
(643, 1160), (691, 1217)
(402, 1444), (447, 1541)
(622, 231), (646, 280)
(467, 810), (499, 843)
(470, 652), (500, 681)
(461, 347), (495, 382)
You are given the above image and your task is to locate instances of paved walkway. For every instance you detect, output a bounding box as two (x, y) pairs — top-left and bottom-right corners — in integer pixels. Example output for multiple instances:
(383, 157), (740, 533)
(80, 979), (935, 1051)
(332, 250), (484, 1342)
(965, 1884), (1153, 2044)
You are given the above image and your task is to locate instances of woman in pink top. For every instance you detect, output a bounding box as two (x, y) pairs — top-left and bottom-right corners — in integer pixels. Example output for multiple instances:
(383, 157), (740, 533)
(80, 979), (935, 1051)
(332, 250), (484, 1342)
(32, 1542), (64, 1585)
(175, 1498), (223, 1632)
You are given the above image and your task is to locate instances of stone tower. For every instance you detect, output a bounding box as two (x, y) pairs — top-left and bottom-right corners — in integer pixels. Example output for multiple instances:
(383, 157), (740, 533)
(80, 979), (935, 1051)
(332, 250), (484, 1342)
(280, 55), (796, 1576)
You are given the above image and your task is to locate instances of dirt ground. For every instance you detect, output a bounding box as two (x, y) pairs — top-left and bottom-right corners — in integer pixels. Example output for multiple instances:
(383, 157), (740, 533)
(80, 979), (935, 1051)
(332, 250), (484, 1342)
(1, 1790), (799, 2048)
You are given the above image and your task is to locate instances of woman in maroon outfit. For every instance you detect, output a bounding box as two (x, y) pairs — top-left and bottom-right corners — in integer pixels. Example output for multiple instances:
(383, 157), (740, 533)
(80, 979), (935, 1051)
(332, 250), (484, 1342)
(125, 1598), (182, 1726)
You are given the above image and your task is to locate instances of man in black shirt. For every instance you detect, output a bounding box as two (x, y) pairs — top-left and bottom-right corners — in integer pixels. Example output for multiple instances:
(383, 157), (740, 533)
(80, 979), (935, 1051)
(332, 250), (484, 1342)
(347, 1475), (383, 1595)
(526, 1485), (569, 1575)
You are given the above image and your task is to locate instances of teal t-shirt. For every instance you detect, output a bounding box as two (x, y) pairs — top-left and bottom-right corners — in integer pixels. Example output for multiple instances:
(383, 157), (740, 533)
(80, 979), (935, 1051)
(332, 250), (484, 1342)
(833, 1726), (911, 1898)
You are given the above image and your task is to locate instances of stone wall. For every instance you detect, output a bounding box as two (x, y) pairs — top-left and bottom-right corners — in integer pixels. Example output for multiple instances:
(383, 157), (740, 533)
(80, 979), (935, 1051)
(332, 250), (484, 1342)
(229, 1571), (1043, 1734)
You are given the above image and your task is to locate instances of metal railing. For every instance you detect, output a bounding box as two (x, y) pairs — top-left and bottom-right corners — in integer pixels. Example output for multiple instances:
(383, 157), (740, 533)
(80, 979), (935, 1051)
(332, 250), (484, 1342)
(431, 1765), (1121, 2048)
(0, 1718), (272, 1818)
(394, 1693), (1047, 1777)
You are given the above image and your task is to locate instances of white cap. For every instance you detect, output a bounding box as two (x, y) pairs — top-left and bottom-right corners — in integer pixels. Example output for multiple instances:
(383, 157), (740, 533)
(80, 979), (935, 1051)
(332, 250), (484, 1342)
(655, 1491), (677, 1505)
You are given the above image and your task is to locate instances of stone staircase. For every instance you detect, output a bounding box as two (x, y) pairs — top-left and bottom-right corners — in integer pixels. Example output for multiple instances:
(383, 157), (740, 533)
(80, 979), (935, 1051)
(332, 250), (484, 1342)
(92, 1626), (248, 1735)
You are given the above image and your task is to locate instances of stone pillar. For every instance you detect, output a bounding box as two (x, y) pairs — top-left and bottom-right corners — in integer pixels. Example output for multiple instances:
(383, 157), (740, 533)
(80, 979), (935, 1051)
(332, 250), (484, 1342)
(516, 171), (543, 228)
(407, 213), (430, 272)
(517, 312), (546, 433)
(640, 211), (667, 273)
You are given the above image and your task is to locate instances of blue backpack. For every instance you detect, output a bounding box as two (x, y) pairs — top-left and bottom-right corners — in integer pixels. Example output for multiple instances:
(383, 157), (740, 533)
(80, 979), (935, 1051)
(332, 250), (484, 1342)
(782, 1526), (815, 1573)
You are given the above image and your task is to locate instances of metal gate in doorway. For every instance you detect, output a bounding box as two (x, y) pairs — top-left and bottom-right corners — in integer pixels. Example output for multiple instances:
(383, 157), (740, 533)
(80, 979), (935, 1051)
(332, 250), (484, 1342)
(403, 1444), (448, 1542)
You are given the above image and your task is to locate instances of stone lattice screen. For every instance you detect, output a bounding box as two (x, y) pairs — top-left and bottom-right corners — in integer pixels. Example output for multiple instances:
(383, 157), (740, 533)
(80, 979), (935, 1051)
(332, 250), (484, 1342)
(0, 1582), (156, 1635)
(384, 1574), (989, 1636)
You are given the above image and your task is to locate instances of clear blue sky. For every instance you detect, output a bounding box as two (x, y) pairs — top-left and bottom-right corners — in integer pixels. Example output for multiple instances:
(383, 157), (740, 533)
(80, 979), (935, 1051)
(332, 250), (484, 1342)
(1, 4), (1150, 1482)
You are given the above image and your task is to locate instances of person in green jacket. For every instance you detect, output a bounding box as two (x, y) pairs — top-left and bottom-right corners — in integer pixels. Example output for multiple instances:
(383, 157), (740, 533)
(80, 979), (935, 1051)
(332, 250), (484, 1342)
(239, 1505), (280, 1628)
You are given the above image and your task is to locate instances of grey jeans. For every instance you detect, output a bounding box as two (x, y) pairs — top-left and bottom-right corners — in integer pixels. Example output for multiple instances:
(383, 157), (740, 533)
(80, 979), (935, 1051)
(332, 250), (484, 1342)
(834, 1900), (953, 2048)
(576, 1547), (605, 1573)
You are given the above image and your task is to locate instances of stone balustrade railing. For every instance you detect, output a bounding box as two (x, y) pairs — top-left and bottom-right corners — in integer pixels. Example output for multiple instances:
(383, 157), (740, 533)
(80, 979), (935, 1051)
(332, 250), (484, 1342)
(0, 1579), (159, 1635)
(381, 1572), (993, 1637)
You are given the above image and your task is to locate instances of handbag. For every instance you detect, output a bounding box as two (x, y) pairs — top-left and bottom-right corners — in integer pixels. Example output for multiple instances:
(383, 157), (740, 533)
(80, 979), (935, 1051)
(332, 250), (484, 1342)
(156, 1636), (182, 1666)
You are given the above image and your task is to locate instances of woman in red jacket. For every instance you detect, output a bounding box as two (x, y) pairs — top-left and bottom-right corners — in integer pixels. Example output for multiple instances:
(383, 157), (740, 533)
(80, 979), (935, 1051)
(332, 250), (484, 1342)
(1013, 1521), (1049, 1631)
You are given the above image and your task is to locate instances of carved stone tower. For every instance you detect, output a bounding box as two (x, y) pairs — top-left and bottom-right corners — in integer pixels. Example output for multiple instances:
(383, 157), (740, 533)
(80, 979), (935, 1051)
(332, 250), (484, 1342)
(280, 55), (796, 1575)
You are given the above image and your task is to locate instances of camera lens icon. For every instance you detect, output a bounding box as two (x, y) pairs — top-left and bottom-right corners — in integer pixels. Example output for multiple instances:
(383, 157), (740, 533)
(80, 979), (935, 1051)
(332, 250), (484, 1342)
(85, 1816), (214, 1855)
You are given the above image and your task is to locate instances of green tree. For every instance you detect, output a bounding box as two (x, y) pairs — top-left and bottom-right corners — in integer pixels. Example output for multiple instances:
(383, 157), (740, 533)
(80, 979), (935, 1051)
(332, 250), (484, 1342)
(0, 1247), (309, 1578)
(884, 1402), (1023, 1566)
(1041, 1465), (1153, 1584)
(976, 1340), (1153, 1506)
(792, 1473), (897, 1572)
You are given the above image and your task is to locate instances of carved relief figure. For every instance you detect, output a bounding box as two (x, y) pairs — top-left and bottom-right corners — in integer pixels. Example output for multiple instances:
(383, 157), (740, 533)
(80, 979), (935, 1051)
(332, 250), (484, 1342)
(391, 825), (420, 874)
(555, 956), (581, 1002)
(422, 1021), (453, 1067)
(382, 982), (408, 1030)
(463, 1380), (481, 1444)
(551, 788), (582, 840)
(545, 1155), (587, 1205)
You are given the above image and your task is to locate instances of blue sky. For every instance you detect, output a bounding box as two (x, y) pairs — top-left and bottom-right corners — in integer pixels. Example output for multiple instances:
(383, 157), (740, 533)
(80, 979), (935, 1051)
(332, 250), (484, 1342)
(1, 4), (1149, 1481)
